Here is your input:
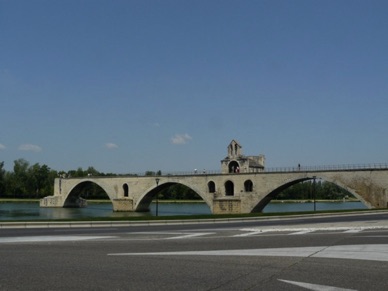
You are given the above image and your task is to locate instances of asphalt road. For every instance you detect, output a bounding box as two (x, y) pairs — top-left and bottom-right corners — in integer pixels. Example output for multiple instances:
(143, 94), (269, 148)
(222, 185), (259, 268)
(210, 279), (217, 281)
(1, 212), (388, 290)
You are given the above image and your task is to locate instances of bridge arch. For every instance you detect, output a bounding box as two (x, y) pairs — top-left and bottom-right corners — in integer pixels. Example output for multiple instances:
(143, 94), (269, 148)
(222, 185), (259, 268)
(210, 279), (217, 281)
(64, 180), (113, 207)
(314, 173), (372, 208)
(250, 174), (371, 213)
(251, 177), (310, 212)
(135, 180), (212, 212)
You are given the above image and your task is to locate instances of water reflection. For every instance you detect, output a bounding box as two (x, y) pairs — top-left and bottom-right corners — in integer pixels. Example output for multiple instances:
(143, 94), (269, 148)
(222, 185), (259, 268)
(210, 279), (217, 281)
(0, 201), (367, 221)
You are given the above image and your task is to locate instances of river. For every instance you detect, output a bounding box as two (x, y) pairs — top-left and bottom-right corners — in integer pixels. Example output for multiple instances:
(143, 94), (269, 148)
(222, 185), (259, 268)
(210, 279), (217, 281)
(0, 201), (367, 221)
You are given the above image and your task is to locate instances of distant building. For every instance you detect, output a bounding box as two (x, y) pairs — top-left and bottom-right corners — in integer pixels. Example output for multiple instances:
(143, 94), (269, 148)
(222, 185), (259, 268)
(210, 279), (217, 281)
(221, 140), (265, 173)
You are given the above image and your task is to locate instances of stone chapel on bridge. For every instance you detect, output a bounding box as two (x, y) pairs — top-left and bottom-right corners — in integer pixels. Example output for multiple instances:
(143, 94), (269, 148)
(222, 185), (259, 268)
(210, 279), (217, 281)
(221, 140), (265, 173)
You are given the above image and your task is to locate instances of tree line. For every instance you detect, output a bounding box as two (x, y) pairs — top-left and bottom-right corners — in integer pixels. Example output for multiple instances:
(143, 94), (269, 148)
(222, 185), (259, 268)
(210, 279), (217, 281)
(0, 159), (352, 200)
(0, 159), (115, 199)
(0, 159), (200, 200)
(276, 180), (352, 201)
(0, 159), (57, 198)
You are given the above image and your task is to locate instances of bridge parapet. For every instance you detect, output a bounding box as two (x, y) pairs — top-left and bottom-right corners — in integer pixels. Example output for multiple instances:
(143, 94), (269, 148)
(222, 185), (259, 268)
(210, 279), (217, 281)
(66, 163), (388, 179)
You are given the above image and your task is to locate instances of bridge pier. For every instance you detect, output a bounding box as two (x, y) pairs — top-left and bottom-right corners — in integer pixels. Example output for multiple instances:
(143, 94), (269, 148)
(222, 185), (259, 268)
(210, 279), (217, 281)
(40, 196), (64, 207)
(212, 198), (241, 214)
(111, 199), (134, 212)
(40, 196), (87, 208)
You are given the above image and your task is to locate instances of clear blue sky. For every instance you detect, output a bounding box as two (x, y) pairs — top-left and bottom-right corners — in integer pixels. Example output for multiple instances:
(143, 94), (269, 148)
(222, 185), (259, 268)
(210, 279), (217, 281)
(1, 0), (388, 174)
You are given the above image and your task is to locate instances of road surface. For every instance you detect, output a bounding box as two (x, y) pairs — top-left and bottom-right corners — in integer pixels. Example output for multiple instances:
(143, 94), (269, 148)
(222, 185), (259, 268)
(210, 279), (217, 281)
(1, 212), (388, 290)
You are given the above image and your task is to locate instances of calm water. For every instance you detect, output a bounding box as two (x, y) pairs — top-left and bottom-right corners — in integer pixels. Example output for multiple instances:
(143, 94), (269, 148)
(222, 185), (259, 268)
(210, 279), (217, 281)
(0, 201), (367, 221)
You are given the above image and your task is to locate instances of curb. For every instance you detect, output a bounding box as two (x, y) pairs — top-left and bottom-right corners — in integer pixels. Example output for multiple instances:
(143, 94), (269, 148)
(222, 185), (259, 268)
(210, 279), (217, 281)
(1, 210), (388, 229)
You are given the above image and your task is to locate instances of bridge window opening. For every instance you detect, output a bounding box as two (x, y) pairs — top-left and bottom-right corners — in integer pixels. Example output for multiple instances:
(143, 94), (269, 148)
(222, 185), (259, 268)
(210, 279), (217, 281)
(244, 180), (253, 192)
(208, 181), (216, 193)
(228, 161), (240, 173)
(225, 180), (234, 196)
(123, 183), (129, 197)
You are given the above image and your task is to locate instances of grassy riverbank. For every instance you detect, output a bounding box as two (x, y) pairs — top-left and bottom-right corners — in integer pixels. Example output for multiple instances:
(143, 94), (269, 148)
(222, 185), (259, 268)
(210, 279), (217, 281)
(0, 198), (40, 203)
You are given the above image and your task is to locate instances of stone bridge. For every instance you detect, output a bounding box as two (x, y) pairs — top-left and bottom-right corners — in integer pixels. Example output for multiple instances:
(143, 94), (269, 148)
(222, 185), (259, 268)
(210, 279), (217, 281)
(40, 165), (388, 214)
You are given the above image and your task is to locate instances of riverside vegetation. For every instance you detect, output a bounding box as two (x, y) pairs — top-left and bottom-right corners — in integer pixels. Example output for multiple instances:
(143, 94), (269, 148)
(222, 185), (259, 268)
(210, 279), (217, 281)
(0, 159), (353, 201)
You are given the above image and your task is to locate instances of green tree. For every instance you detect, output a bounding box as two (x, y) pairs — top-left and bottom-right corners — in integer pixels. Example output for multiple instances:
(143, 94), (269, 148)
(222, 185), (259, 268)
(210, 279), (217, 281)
(277, 180), (352, 201)
(86, 166), (100, 176)
(28, 163), (56, 198)
(67, 167), (85, 178)
(8, 159), (30, 197)
(0, 162), (5, 196)
(160, 184), (201, 200)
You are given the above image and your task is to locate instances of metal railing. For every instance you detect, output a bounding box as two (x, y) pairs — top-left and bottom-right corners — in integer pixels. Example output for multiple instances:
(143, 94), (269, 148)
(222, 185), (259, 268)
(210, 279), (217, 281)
(65, 163), (388, 179)
(263, 163), (388, 173)
(148, 163), (388, 176)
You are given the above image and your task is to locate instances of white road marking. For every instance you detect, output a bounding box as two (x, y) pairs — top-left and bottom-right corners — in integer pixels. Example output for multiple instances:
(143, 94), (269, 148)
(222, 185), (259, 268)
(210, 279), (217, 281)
(166, 233), (214, 239)
(278, 279), (357, 291)
(233, 230), (266, 237)
(108, 244), (388, 262)
(241, 226), (388, 233)
(108, 246), (323, 257)
(289, 230), (313, 235)
(0, 235), (116, 243)
(313, 245), (388, 261)
(344, 229), (362, 233)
